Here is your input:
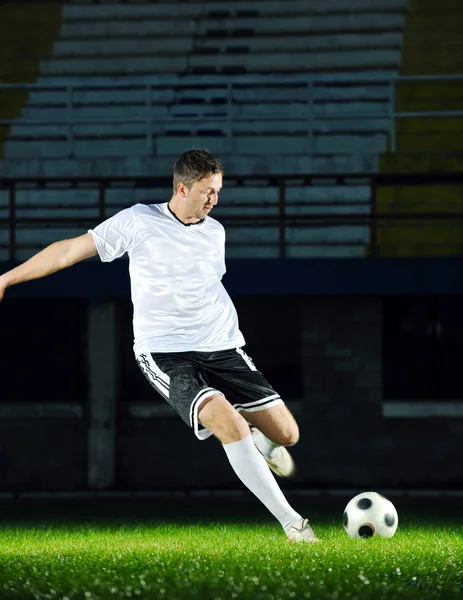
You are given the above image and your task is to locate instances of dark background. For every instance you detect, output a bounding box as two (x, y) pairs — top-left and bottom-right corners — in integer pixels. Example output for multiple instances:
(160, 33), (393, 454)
(1, 257), (462, 493)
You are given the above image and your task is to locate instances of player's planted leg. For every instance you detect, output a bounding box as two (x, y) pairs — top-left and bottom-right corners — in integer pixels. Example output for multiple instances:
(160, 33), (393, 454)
(198, 394), (318, 542)
(286, 519), (319, 543)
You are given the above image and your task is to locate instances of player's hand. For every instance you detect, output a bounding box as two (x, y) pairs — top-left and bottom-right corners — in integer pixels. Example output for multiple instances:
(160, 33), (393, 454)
(0, 276), (6, 302)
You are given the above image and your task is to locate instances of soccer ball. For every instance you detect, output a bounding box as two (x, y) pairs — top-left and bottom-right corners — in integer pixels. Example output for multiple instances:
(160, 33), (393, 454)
(343, 491), (398, 538)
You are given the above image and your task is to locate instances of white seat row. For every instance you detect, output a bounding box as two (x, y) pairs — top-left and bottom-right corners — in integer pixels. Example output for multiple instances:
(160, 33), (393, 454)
(3, 134), (386, 158)
(0, 227), (370, 261)
(21, 102), (389, 120)
(11, 117), (390, 136)
(42, 50), (400, 75)
(0, 177), (371, 259)
(0, 183), (371, 211)
(26, 82), (394, 106)
(62, 0), (406, 20)
(59, 14), (405, 38)
(53, 32), (403, 57)
(226, 243), (367, 258)
(0, 233), (369, 262)
(225, 225), (369, 245)
(146, 134), (383, 155)
(0, 153), (379, 179)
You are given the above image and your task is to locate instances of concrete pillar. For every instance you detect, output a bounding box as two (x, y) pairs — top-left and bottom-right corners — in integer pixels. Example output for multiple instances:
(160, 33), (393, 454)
(302, 297), (382, 421)
(87, 301), (118, 489)
(300, 297), (383, 487)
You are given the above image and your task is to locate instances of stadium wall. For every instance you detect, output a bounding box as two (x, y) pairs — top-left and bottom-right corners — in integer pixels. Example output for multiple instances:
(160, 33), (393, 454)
(0, 287), (461, 492)
(377, 0), (463, 255)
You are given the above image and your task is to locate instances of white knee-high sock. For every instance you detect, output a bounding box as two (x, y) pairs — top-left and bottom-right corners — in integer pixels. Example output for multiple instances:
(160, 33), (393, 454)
(223, 433), (301, 532)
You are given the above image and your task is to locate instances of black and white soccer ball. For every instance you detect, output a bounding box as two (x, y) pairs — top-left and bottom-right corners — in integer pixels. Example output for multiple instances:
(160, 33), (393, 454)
(343, 491), (398, 538)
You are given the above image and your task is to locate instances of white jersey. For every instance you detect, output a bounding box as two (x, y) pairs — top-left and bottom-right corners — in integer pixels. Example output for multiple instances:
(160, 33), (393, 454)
(89, 202), (245, 355)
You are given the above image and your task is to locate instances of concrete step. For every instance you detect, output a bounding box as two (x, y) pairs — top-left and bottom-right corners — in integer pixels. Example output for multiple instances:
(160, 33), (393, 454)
(59, 14), (405, 39)
(41, 50), (400, 76)
(53, 32), (402, 57)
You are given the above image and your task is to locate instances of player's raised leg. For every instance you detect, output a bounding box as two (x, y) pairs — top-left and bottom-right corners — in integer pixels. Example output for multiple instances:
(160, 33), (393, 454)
(198, 394), (318, 542)
(241, 403), (299, 478)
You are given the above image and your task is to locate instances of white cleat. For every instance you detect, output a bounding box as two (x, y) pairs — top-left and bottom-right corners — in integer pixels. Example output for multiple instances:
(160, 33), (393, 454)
(287, 519), (319, 543)
(251, 428), (296, 478)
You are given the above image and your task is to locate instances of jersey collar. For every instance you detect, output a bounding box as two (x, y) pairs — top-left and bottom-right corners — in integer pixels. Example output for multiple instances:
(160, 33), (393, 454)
(167, 203), (205, 227)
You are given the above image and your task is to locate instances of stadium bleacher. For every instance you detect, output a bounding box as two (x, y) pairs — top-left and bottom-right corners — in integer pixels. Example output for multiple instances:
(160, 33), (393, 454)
(1, 0), (406, 167)
(0, 0), (410, 259)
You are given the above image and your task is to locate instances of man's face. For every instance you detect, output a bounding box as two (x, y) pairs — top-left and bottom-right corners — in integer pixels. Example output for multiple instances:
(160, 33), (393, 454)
(179, 172), (223, 220)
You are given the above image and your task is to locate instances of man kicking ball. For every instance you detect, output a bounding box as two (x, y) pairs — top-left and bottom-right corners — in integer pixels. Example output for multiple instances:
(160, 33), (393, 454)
(0, 149), (318, 543)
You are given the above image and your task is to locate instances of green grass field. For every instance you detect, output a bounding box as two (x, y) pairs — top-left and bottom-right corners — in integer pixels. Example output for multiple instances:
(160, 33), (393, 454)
(0, 497), (461, 600)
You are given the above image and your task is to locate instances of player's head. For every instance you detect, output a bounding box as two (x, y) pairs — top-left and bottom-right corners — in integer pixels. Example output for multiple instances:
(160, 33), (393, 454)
(173, 148), (223, 192)
(172, 149), (223, 220)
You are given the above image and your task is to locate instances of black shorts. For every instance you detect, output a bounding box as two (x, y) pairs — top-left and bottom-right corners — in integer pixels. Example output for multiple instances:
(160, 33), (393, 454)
(136, 347), (283, 440)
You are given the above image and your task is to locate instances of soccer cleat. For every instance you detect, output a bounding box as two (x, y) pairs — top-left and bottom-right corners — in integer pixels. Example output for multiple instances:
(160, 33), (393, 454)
(251, 427), (296, 478)
(287, 519), (319, 543)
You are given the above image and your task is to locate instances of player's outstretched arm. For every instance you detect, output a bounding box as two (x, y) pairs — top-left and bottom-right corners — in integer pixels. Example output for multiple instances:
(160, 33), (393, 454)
(0, 233), (98, 301)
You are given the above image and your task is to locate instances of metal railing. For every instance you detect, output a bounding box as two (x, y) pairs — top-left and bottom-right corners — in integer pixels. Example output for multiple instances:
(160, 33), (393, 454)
(1, 171), (463, 262)
(1, 74), (463, 156)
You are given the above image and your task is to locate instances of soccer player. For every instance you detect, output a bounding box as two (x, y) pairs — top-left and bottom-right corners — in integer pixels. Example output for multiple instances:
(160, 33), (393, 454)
(0, 149), (318, 542)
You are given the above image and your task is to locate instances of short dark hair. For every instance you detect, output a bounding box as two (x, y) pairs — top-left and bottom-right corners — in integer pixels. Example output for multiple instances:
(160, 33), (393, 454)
(173, 148), (223, 193)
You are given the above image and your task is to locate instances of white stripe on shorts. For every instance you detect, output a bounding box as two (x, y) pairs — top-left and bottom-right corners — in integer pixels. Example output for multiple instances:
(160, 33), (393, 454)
(236, 347), (257, 371)
(233, 393), (283, 413)
(136, 352), (170, 398)
(190, 387), (224, 440)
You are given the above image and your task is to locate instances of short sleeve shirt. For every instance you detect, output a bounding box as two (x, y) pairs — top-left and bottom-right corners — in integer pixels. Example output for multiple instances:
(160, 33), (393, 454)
(89, 203), (245, 354)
